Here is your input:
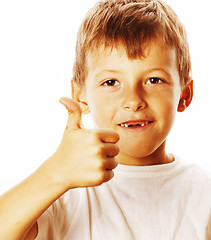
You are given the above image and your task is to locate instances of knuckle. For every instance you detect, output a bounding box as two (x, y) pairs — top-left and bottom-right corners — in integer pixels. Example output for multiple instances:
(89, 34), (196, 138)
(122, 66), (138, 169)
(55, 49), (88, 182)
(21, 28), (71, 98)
(91, 130), (101, 142)
(95, 171), (106, 185)
(100, 171), (106, 182)
(94, 143), (106, 158)
(96, 158), (105, 170)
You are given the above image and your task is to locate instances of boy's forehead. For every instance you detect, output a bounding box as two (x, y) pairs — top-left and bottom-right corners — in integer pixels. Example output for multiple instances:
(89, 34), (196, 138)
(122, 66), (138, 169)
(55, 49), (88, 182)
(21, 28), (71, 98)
(87, 40), (177, 70)
(88, 44), (127, 62)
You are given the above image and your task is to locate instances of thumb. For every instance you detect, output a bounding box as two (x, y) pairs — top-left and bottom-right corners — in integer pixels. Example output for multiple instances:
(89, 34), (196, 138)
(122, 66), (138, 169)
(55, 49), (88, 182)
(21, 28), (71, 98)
(59, 97), (84, 131)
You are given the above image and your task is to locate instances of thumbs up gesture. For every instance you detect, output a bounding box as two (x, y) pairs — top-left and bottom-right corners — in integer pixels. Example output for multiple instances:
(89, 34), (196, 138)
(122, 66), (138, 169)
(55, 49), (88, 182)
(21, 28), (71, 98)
(48, 97), (120, 191)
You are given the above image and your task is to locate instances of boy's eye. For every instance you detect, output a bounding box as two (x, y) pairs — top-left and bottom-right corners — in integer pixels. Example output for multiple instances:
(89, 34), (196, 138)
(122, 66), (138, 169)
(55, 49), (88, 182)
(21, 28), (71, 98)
(102, 79), (120, 87)
(146, 78), (163, 85)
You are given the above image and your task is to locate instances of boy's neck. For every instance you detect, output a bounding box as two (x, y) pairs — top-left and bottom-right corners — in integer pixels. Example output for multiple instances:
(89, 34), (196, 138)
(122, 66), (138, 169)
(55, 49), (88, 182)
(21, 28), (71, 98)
(117, 143), (174, 166)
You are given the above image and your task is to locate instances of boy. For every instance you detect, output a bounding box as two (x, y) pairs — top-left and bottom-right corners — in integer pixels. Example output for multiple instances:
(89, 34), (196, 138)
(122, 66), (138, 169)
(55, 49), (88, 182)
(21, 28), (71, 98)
(0, 0), (211, 239)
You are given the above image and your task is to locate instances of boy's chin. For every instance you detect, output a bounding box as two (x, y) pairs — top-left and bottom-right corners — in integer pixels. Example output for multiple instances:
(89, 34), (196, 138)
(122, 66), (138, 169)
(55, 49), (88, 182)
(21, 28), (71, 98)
(118, 139), (167, 162)
(119, 145), (156, 159)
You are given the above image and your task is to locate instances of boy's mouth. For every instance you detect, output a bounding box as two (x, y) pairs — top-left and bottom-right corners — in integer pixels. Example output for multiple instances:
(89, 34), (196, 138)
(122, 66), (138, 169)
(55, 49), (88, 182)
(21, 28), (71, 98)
(118, 120), (152, 128)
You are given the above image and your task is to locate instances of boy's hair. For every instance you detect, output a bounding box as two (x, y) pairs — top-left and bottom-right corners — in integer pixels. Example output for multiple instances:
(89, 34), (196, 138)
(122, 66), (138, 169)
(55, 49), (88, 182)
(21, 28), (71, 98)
(73, 0), (191, 87)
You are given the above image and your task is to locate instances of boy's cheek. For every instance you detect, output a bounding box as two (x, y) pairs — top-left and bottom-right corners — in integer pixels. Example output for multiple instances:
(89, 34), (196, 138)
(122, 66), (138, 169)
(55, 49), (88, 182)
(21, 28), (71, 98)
(90, 106), (116, 129)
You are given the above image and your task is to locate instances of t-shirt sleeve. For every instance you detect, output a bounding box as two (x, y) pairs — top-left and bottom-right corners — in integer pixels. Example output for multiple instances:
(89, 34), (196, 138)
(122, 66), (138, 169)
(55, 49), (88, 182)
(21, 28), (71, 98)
(34, 193), (73, 240)
(35, 204), (61, 240)
(35, 211), (52, 240)
(34, 189), (81, 240)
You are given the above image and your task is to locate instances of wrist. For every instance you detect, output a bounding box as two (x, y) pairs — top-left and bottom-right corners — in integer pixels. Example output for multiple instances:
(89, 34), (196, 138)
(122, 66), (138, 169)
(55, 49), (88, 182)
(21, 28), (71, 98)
(39, 154), (75, 193)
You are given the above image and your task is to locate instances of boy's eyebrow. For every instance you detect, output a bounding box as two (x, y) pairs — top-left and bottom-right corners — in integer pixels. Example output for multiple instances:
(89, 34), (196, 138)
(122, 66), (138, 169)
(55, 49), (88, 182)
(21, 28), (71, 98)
(95, 68), (172, 78)
(94, 69), (122, 78)
(148, 68), (172, 78)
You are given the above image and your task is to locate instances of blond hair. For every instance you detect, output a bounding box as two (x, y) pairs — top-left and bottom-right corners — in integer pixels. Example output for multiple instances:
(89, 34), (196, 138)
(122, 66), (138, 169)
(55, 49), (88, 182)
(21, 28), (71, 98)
(73, 0), (191, 87)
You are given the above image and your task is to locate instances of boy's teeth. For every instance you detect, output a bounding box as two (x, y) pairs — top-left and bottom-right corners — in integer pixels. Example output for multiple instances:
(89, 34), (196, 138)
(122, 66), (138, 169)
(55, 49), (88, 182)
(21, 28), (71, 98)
(120, 122), (149, 127)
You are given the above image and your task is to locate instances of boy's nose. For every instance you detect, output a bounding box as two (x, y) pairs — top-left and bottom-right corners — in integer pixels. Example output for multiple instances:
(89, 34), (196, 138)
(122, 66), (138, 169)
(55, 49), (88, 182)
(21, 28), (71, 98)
(122, 91), (147, 112)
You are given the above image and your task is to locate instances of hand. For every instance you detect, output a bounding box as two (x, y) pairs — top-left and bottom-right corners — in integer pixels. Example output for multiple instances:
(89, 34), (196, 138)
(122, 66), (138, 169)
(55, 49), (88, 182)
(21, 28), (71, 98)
(48, 97), (120, 190)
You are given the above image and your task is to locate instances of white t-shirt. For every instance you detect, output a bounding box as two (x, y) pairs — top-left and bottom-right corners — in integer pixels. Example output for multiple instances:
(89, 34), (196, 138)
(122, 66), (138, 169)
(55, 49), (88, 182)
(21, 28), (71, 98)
(36, 156), (211, 240)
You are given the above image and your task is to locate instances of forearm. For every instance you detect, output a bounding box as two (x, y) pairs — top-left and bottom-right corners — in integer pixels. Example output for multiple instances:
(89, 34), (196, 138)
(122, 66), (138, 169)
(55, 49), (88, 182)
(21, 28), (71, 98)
(0, 159), (67, 240)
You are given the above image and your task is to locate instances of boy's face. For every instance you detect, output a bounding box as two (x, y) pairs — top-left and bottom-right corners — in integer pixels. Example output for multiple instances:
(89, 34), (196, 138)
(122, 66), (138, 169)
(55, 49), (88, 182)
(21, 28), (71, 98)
(78, 41), (189, 165)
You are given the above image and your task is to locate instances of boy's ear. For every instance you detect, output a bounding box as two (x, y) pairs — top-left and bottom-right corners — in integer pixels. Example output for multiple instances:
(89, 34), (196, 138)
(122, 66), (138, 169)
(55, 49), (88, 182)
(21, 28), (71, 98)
(71, 80), (90, 114)
(177, 80), (193, 112)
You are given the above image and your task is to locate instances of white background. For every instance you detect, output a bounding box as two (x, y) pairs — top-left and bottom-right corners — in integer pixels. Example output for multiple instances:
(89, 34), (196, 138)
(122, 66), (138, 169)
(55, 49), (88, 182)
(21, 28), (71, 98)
(0, 0), (210, 194)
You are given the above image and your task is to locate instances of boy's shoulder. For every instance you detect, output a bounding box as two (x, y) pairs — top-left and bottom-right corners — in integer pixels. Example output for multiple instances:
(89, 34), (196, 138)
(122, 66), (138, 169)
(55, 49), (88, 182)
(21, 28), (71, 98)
(187, 161), (211, 179)
(183, 159), (211, 188)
